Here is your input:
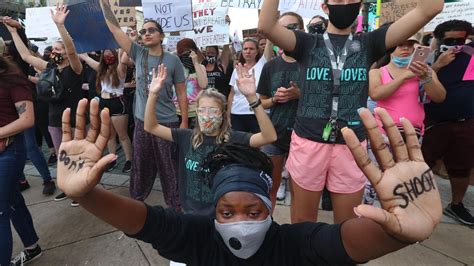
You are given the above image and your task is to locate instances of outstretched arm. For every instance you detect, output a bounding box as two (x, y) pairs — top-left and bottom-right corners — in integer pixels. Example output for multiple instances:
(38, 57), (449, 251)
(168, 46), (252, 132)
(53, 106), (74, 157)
(339, 108), (442, 262)
(235, 64), (277, 147)
(143, 65), (173, 141)
(258, 0), (296, 52)
(78, 53), (100, 72)
(3, 18), (48, 71)
(385, 0), (443, 49)
(99, 0), (132, 54)
(57, 99), (147, 235)
(51, 4), (82, 74)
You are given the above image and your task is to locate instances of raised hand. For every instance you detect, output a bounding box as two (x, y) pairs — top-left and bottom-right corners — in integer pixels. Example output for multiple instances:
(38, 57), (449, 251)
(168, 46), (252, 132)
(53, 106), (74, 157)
(190, 50), (199, 65)
(2, 16), (21, 31)
(342, 108), (442, 243)
(235, 63), (257, 99)
(51, 4), (70, 26)
(148, 64), (167, 96)
(57, 98), (116, 198)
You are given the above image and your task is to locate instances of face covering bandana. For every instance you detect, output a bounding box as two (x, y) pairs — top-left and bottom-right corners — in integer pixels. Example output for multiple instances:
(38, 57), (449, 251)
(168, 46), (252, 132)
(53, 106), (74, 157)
(198, 115), (223, 135)
(49, 52), (64, 65)
(206, 55), (217, 64)
(327, 2), (360, 30)
(307, 23), (326, 34)
(103, 55), (117, 65)
(180, 53), (196, 73)
(215, 215), (272, 259)
(392, 55), (412, 68)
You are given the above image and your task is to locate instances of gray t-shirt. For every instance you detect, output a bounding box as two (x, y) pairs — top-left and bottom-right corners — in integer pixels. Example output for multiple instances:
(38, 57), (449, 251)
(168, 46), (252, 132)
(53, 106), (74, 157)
(171, 128), (252, 217)
(130, 42), (185, 122)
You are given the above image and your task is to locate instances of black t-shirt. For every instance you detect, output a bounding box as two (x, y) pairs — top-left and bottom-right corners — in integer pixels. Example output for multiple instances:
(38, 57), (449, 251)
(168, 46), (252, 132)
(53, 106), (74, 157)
(207, 63), (231, 98)
(128, 205), (355, 266)
(424, 42), (474, 122)
(257, 57), (299, 152)
(48, 64), (83, 127)
(171, 128), (251, 216)
(287, 28), (388, 144)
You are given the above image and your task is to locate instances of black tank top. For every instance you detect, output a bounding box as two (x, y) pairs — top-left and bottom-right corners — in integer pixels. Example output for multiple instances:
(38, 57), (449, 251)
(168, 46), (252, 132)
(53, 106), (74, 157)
(206, 63), (230, 98)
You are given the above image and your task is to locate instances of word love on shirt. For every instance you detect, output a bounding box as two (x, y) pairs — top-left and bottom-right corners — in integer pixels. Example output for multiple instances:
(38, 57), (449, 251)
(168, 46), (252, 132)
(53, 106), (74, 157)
(59, 150), (86, 173)
(393, 169), (436, 209)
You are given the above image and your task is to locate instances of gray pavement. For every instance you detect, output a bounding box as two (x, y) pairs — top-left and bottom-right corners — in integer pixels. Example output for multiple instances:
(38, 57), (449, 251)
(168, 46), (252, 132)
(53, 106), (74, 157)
(12, 164), (474, 265)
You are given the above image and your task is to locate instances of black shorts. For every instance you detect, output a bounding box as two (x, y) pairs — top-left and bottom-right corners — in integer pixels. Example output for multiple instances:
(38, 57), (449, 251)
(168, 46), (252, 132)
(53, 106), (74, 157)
(99, 96), (129, 116)
(422, 118), (474, 178)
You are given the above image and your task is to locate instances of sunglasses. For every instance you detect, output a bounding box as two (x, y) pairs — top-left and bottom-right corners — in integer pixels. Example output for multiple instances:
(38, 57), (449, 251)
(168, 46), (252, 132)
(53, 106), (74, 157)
(139, 27), (160, 35)
(442, 37), (466, 46)
(284, 23), (299, 31)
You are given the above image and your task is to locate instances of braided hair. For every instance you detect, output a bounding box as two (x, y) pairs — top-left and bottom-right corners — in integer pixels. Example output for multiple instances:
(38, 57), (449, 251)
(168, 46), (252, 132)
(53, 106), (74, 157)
(200, 143), (273, 188)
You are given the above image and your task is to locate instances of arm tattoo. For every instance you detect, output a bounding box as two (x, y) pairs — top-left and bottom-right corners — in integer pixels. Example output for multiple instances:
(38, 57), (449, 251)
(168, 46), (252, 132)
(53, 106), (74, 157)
(15, 102), (27, 115)
(101, 0), (120, 28)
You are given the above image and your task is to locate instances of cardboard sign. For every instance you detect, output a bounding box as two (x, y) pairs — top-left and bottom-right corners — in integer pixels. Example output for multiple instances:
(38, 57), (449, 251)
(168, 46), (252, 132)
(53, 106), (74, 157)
(379, 0), (417, 25)
(119, 0), (142, 6)
(185, 0), (229, 48)
(64, 0), (119, 53)
(142, 0), (193, 32)
(25, 7), (61, 39)
(109, 0), (136, 27)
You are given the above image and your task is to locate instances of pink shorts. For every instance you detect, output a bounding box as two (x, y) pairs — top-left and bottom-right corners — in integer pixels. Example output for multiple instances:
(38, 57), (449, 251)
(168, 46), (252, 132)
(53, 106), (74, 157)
(286, 132), (367, 193)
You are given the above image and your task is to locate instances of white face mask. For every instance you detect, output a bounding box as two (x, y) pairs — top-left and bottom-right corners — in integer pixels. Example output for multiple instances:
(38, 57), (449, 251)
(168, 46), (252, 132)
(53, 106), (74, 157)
(214, 215), (272, 259)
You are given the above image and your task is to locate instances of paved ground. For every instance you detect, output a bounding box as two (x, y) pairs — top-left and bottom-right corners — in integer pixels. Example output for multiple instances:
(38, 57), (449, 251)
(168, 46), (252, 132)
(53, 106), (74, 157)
(12, 163), (474, 266)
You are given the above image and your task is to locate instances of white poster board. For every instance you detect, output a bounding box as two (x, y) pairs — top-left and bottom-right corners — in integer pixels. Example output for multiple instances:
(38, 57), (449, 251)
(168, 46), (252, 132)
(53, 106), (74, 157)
(425, 0), (474, 32)
(142, 0), (193, 32)
(25, 7), (61, 39)
(278, 0), (325, 18)
(220, 0), (263, 9)
(185, 0), (229, 48)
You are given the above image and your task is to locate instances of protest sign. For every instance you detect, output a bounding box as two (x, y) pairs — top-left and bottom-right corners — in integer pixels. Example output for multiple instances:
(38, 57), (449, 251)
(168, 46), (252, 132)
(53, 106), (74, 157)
(220, 0), (263, 9)
(185, 0), (229, 48)
(142, 0), (193, 32)
(25, 7), (61, 39)
(109, 0), (136, 27)
(231, 28), (242, 52)
(64, 0), (119, 53)
(379, 0), (417, 25)
(119, 0), (142, 6)
(165, 32), (182, 52)
(424, 0), (474, 32)
(278, 0), (325, 18)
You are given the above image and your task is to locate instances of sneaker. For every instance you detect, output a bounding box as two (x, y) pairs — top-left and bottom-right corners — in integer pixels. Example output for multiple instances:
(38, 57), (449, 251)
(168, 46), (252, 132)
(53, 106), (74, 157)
(70, 201), (80, 207)
(47, 153), (57, 166)
(10, 244), (42, 266)
(19, 180), (31, 192)
(444, 203), (474, 225)
(321, 188), (333, 211)
(122, 160), (132, 173)
(276, 178), (287, 201)
(42, 180), (56, 195)
(54, 192), (68, 201)
(106, 160), (117, 172)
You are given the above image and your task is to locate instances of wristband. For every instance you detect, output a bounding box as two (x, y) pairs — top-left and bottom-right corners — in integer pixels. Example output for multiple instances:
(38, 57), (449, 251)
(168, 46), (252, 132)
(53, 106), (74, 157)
(419, 71), (433, 86)
(249, 98), (262, 110)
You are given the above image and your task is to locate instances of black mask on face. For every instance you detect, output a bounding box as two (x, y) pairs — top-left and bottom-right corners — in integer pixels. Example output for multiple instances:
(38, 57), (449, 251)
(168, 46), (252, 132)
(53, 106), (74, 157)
(180, 52), (195, 73)
(206, 55), (217, 64)
(307, 23), (326, 34)
(327, 2), (360, 30)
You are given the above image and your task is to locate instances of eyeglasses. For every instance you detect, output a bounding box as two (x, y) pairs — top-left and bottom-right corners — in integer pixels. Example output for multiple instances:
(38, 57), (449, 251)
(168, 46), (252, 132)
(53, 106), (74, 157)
(139, 27), (160, 35)
(197, 107), (221, 116)
(284, 23), (299, 31)
(442, 37), (466, 46)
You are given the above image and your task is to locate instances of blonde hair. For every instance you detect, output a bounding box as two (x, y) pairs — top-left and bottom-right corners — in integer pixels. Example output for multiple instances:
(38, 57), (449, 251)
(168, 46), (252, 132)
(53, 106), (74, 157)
(192, 88), (231, 149)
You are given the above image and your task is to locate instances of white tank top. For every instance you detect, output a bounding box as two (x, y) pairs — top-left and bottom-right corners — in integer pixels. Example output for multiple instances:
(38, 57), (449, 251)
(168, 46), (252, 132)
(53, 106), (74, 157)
(101, 76), (125, 95)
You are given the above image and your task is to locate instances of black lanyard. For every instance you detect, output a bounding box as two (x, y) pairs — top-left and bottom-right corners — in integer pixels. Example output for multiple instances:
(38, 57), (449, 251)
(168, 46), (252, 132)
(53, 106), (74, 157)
(322, 33), (353, 142)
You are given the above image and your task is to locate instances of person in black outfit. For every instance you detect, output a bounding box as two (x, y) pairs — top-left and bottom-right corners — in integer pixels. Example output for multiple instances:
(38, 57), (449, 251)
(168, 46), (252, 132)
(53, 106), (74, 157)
(56, 98), (442, 265)
(204, 45), (231, 98)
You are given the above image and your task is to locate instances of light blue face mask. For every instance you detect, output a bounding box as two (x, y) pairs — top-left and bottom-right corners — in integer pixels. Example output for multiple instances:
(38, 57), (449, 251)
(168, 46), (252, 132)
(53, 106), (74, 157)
(392, 55), (413, 68)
